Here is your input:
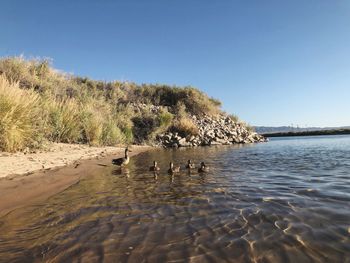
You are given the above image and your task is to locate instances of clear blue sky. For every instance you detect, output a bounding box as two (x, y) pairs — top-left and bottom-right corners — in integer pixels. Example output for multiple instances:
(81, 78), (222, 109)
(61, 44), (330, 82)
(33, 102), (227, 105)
(1, 0), (349, 127)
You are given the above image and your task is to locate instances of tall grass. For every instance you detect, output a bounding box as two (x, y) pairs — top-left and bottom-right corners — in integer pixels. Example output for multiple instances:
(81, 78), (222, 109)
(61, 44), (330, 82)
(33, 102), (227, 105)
(47, 99), (82, 143)
(80, 104), (103, 146)
(80, 102), (127, 146)
(0, 75), (42, 152)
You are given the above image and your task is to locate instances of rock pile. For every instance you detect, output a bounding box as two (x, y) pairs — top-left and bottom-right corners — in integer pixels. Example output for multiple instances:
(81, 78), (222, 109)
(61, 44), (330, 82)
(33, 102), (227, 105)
(156, 114), (267, 148)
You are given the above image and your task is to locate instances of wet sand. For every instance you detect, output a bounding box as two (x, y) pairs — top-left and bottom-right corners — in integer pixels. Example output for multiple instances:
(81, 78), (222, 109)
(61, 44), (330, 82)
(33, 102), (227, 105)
(0, 145), (150, 218)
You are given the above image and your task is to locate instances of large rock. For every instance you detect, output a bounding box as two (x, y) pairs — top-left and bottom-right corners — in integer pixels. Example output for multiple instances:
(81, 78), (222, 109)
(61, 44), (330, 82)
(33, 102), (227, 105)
(205, 130), (215, 139)
(215, 129), (224, 139)
(178, 137), (191, 147)
(214, 138), (230, 145)
(210, 141), (222, 146)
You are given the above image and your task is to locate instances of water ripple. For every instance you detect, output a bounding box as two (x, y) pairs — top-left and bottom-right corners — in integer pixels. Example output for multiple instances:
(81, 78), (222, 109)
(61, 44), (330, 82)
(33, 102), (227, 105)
(0, 135), (350, 262)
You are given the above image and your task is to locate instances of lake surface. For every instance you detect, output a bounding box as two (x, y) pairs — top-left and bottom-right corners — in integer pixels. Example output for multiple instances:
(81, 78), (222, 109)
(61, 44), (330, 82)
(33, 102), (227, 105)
(0, 135), (349, 263)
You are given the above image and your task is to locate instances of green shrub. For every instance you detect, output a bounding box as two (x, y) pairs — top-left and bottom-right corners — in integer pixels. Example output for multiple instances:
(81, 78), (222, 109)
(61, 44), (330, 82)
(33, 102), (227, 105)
(0, 75), (42, 152)
(100, 119), (126, 145)
(143, 110), (174, 142)
(122, 126), (133, 143)
(158, 111), (173, 129)
(132, 115), (157, 143)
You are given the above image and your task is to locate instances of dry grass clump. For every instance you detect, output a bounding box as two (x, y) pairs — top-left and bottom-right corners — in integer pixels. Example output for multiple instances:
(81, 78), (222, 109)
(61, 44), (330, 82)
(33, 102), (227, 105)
(169, 102), (199, 137)
(183, 88), (221, 116)
(0, 75), (42, 152)
(173, 118), (199, 137)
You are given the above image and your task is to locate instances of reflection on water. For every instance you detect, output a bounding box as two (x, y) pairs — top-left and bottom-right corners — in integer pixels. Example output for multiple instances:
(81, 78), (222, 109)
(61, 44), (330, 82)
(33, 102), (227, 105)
(0, 136), (350, 262)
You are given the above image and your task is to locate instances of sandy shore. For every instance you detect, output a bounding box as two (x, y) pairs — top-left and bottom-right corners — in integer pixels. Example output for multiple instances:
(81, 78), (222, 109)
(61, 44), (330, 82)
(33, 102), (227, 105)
(0, 143), (148, 178)
(0, 143), (151, 217)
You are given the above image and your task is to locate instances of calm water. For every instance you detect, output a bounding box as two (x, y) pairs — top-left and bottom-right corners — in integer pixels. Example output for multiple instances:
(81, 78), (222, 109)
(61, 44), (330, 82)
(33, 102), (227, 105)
(0, 136), (349, 263)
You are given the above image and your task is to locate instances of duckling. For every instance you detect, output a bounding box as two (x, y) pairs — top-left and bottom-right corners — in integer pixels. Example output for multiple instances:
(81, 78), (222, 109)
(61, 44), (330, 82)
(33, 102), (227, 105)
(198, 162), (209, 173)
(168, 162), (180, 174)
(185, 159), (196, 169)
(112, 147), (132, 166)
(149, 161), (160, 171)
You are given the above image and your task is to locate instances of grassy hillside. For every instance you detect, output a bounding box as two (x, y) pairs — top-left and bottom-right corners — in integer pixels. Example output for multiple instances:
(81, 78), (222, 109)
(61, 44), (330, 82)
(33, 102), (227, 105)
(0, 57), (227, 152)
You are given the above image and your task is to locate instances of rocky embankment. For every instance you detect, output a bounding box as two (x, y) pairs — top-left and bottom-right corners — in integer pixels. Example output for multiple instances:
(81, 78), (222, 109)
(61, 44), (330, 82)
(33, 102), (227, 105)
(157, 114), (267, 147)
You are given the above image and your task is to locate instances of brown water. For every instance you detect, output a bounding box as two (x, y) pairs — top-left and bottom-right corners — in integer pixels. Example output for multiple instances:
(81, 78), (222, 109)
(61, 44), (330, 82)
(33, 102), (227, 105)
(0, 136), (349, 263)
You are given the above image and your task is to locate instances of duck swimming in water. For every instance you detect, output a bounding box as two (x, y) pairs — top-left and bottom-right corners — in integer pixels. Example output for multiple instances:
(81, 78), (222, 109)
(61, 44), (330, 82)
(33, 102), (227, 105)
(185, 159), (196, 169)
(149, 161), (160, 171)
(112, 147), (132, 166)
(168, 162), (180, 174)
(198, 162), (209, 173)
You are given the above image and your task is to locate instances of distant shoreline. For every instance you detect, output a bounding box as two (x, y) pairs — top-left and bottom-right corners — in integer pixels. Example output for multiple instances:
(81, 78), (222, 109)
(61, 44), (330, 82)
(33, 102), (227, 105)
(263, 129), (350, 137)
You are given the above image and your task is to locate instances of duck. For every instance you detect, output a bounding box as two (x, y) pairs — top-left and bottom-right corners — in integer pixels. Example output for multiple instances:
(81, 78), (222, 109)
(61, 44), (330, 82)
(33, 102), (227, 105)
(149, 161), (160, 171)
(198, 162), (209, 173)
(112, 147), (132, 166)
(168, 162), (180, 174)
(185, 159), (196, 169)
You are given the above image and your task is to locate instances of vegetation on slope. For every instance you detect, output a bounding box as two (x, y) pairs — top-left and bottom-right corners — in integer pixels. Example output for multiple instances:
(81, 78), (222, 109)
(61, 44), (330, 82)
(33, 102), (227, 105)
(0, 57), (228, 152)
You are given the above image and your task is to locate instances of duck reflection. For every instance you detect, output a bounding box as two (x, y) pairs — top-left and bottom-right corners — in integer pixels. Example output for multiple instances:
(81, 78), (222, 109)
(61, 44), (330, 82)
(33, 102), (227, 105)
(112, 167), (130, 177)
(153, 172), (158, 180)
